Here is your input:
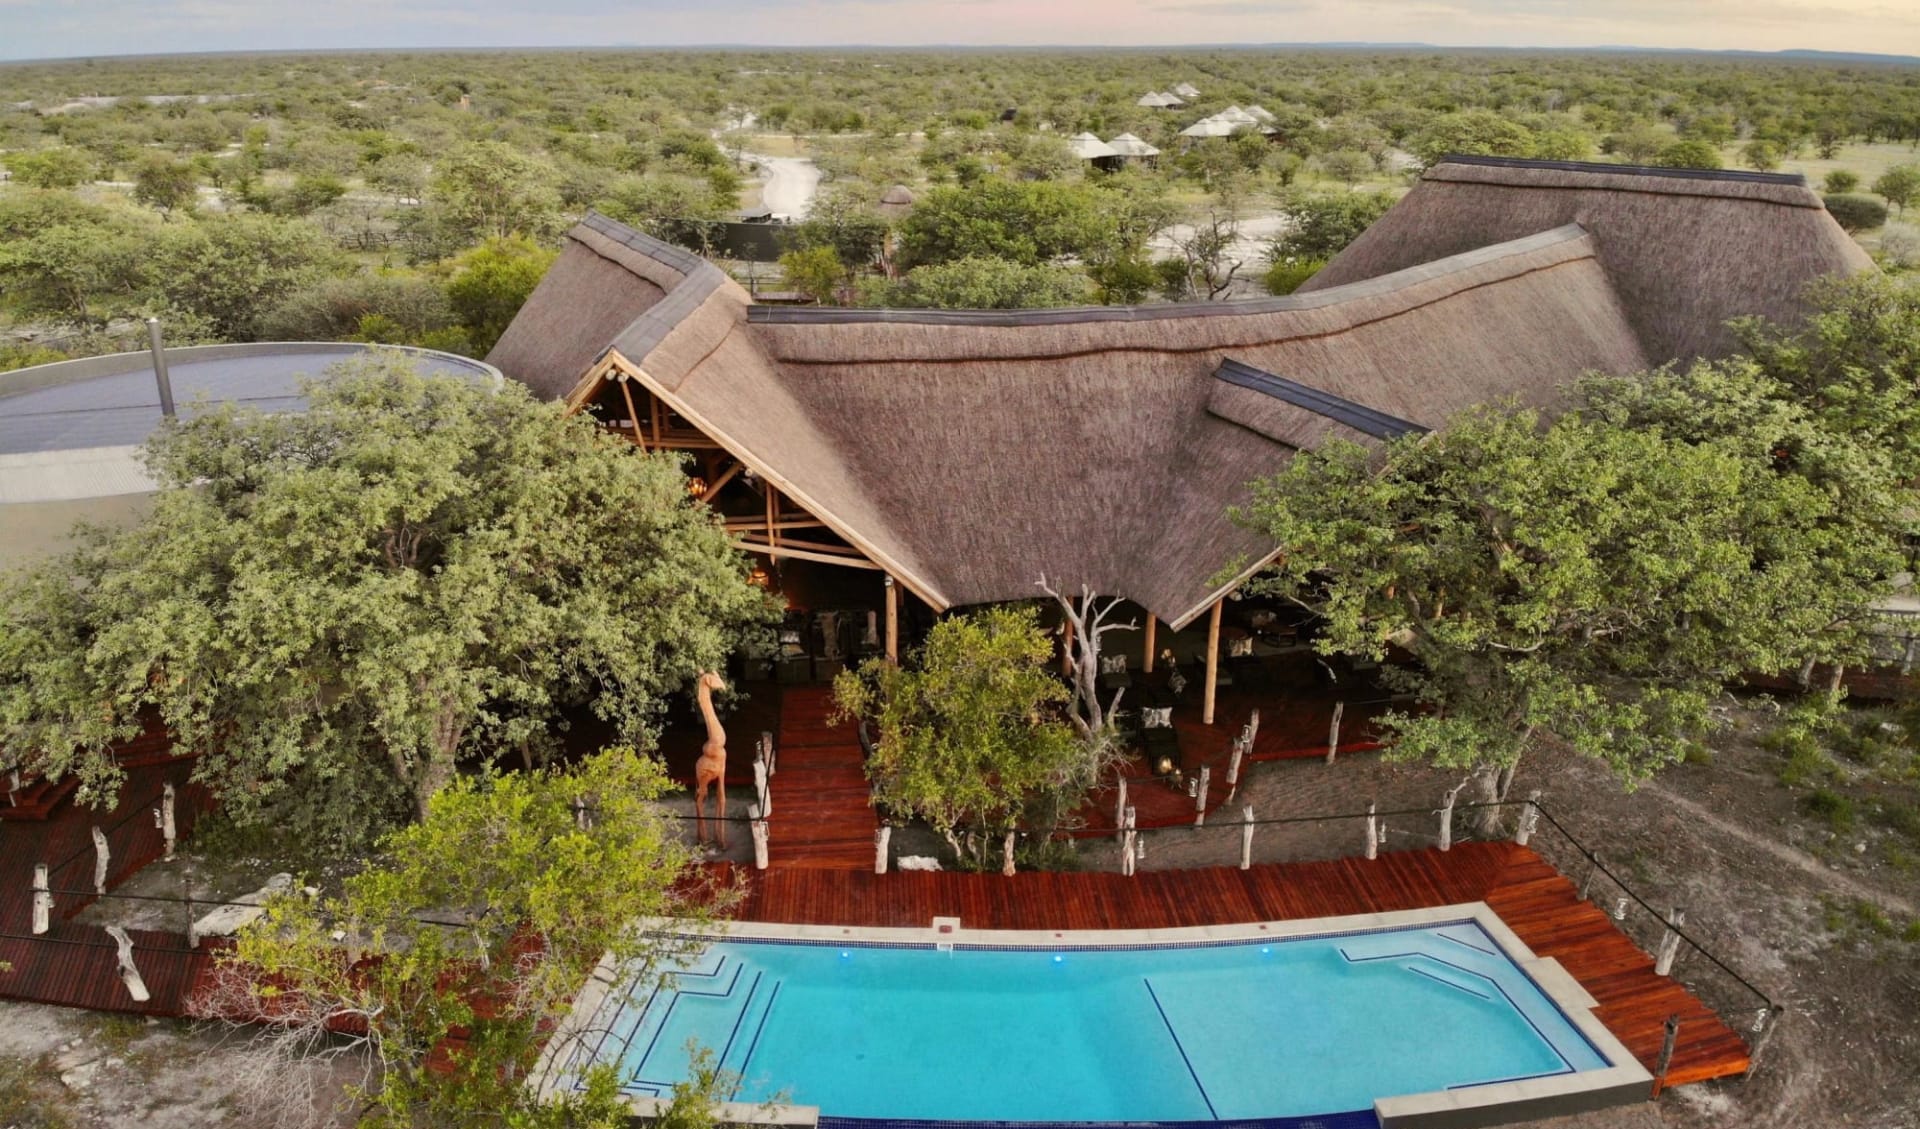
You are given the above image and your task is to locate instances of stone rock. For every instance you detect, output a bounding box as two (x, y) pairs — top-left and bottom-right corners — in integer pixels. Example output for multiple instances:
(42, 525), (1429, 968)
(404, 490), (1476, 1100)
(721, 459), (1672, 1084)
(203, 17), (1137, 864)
(59, 1058), (102, 1090)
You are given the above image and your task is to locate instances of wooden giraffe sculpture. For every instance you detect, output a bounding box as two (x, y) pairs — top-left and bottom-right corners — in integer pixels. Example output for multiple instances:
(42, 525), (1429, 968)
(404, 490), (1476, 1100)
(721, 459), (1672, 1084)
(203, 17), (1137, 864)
(693, 671), (728, 849)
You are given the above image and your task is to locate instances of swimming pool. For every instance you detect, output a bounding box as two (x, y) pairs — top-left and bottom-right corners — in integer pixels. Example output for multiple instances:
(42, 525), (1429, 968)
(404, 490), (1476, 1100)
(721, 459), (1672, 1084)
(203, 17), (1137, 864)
(543, 906), (1650, 1128)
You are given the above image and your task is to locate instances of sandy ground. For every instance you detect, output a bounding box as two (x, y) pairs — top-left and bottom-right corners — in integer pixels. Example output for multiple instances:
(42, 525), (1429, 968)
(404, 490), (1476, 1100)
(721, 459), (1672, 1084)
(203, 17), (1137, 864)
(743, 152), (822, 220)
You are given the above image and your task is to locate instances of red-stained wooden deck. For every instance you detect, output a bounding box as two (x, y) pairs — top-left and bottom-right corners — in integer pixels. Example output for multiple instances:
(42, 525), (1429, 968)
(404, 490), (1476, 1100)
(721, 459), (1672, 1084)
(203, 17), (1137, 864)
(715, 841), (1751, 1089)
(767, 686), (877, 868)
(0, 732), (218, 1017)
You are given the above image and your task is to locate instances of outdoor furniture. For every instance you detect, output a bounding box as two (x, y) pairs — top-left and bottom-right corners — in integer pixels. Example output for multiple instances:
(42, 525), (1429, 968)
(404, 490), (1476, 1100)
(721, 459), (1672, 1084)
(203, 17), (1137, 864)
(1097, 653), (1133, 694)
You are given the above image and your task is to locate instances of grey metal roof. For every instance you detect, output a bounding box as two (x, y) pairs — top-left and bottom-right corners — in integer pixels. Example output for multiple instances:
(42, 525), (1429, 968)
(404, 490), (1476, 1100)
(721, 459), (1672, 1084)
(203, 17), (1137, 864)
(1214, 358), (1429, 441)
(0, 343), (499, 457)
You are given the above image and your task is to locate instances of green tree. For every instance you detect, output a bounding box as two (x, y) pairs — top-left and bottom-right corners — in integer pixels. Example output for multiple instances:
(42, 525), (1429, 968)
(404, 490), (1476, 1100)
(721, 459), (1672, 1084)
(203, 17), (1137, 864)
(895, 178), (1110, 267)
(1874, 164), (1920, 216)
(866, 255), (1088, 310)
(1654, 140), (1724, 170)
(258, 273), (463, 346)
(1237, 364), (1906, 811)
(430, 140), (565, 242)
(4, 147), (93, 189)
(778, 244), (848, 305)
(1318, 149), (1373, 187)
(595, 174), (732, 255)
(832, 607), (1083, 871)
(1741, 139), (1782, 172)
(271, 172), (348, 217)
(132, 154), (198, 218)
(1825, 194), (1889, 232)
(1263, 258), (1325, 295)
(1267, 192), (1395, 263)
(0, 219), (148, 327)
(148, 213), (343, 339)
(0, 363), (774, 846)
(1824, 169), (1861, 194)
(1407, 110), (1537, 166)
(196, 748), (725, 1125)
(443, 236), (560, 355)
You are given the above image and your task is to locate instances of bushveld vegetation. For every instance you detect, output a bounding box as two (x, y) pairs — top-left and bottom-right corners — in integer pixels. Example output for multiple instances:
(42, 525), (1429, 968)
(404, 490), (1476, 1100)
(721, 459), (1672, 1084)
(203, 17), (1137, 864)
(3, 48), (1919, 369)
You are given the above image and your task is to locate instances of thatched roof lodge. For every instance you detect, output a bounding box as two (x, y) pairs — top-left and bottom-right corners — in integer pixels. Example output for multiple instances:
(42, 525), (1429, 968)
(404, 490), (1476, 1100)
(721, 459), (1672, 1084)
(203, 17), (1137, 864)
(487, 157), (1869, 712)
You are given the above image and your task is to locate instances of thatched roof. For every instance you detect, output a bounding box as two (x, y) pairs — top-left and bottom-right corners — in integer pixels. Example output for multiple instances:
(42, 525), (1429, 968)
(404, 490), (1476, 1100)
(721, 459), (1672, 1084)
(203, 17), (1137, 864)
(1107, 133), (1161, 158)
(1067, 132), (1121, 160)
(487, 157), (1870, 626)
(487, 213), (702, 400)
(1172, 83), (1202, 99)
(1304, 155), (1873, 363)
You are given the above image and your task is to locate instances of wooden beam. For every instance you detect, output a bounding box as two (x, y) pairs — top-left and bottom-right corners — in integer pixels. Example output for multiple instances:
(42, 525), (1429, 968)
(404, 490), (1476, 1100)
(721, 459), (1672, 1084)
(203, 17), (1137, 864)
(618, 378), (647, 452)
(757, 536), (865, 556)
(1203, 599), (1223, 725)
(722, 518), (828, 533)
(885, 576), (899, 664)
(732, 540), (884, 569)
(698, 461), (743, 503)
(649, 390), (663, 447)
(1143, 614), (1157, 674)
(766, 484), (779, 550)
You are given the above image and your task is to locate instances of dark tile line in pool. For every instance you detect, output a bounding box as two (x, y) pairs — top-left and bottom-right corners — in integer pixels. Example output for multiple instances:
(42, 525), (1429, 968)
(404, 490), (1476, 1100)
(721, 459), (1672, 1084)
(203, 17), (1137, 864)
(1446, 1065), (1572, 1090)
(1435, 928), (1501, 957)
(731, 979), (783, 1101)
(1140, 977), (1218, 1119)
(1404, 962), (1494, 1001)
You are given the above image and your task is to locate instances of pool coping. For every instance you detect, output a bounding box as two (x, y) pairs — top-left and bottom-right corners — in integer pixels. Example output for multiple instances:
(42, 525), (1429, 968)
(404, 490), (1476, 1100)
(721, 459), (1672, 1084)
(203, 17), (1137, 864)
(531, 901), (1652, 1129)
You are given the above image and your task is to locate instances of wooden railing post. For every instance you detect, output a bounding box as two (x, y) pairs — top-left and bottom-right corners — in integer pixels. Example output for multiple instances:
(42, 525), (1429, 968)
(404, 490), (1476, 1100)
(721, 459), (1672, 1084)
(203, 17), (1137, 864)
(1121, 806), (1137, 877)
(1438, 790), (1456, 852)
(32, 863), (51, 934)
(1194, 766), (1210, 827)
(1114, 775), (1128, 844)
(1514, 789), (1541, 847)
(1651, 1014), (1681, 1097)
(1364, 803), (1379, 860)
(1239, 807), (1255, 870)
(104, 926), (150, 1003)
(874, 825), (891, 875)
(160, 783), (177, 862)
(749, 804), (769, 870)
(1655, 908), (1687, 976)
(91, 826), (109, 895)
(1325, 701), (1345, 764)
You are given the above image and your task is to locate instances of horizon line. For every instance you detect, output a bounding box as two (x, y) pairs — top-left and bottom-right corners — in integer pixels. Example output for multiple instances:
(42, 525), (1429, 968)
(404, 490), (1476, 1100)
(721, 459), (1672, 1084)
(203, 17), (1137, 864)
(4, 41), (1919, 67)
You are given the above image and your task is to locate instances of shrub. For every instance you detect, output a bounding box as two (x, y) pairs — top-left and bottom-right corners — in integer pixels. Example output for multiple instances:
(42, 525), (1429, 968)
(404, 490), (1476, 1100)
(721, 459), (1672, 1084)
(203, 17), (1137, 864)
(1654, 140), (1724, 170)
(1824, 169), (1861, 194)
(1801, 787), (1856, 832)
(1263, 258), (1325, 296)
(1824, 193), (1889, 232)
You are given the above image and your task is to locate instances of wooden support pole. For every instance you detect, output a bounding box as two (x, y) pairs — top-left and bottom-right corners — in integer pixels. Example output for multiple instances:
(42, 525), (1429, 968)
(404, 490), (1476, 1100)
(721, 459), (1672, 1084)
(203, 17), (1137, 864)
(1061, 618), (1075, 676)
(32, 862), (51, 935)
(753, 756), (771, 817)
(1194, 766), (1210, 827)
(765, 484), (780, 550)
(1240, 806), (1255, 870)
(160, 783), (176, 862)
(649, 391), (663, 447)
(1114, 776), (1129, 844)
(1652, 1015), (1682, 1097)
(1365, 802), (1379, 860)
(1143, 615), (1157, 674)
(1438, 790), (1456, 852)
(619, 378), (646, 451)
(1655, 908), (1687, 976)
(884, 576), (899, 664)
(749, 804), (769, 870)
(761, 731), (775, 776)
(92, 826), (109, 895)
(104, 926), (150, 1003)
(1202, 599), (1223, 725)
(875, 825), (891, 874)
(1225, 736), (1246, 795)
(1121, 806), (1137, 877)
(1325, 701), (1345, 764)
(1001, 831), (1017, 877)
(1514, 789), (1542, 846)
(1580, 853), (1603, 901)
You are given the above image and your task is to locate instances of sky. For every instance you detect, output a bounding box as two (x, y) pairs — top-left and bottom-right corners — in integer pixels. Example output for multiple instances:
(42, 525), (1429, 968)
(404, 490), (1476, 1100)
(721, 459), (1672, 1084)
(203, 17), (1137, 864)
(3, 0), (1920, 62)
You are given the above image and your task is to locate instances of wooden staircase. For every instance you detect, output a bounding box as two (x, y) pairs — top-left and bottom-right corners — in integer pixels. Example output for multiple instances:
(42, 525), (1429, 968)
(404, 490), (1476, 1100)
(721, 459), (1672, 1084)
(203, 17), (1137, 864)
(766, 686), (876, 870)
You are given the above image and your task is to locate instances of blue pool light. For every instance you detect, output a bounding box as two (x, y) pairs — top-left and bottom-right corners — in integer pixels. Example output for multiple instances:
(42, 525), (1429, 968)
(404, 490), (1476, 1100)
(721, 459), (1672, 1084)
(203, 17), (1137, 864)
(1053, 954), (1064, 963)
(840, 950), (850, 959)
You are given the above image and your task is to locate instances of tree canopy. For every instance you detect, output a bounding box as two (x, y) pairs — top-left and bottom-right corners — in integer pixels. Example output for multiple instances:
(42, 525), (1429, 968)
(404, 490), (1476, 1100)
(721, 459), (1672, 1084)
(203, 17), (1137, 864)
(832, 606), (1084, 870)
(0, 362), (776, 847)
(1236, 277), (1916, 804)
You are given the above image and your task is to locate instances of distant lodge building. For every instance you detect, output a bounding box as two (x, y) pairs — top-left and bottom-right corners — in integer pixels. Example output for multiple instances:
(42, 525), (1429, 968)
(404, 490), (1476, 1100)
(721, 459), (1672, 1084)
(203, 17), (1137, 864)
(485, 157), (1872, 713)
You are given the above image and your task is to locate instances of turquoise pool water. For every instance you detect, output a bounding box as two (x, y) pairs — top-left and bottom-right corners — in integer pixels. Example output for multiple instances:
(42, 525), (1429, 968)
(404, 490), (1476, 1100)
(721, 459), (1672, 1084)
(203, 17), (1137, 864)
(571, 922), (1610, 1123)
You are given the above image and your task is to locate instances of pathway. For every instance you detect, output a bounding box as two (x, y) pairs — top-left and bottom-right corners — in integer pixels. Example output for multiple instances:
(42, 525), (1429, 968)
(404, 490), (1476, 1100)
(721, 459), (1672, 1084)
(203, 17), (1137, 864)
(766, 686), (875, 869)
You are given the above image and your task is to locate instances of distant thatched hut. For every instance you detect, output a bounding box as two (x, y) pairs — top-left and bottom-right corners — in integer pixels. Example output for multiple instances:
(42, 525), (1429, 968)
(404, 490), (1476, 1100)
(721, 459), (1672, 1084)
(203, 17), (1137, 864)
(1107, 133), (1161, 164)
(876, 184), (915, 219)
(1067, 132), (1123, 172)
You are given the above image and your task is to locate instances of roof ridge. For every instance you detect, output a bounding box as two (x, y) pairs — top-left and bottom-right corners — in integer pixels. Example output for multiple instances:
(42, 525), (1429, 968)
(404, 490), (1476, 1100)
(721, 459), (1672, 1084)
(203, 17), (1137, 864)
(1433, 153), (1810, 189)
(748, 224), (1594, 330)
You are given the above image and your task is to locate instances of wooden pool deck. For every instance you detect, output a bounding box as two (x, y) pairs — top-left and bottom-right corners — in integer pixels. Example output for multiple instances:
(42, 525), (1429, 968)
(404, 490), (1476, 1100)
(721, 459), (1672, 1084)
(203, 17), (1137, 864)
(715, 840), (1753, 1089)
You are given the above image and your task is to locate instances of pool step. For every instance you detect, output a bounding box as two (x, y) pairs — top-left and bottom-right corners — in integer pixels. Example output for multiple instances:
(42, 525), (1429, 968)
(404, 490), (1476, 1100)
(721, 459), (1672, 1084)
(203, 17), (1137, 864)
(620, 953), (784, 1096)
(1401, 957), (1495, 1002)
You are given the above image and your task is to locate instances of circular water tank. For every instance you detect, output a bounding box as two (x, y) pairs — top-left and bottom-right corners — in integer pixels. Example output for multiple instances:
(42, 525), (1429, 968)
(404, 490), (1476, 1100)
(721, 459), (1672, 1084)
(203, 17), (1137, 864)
(0, 342), (501, 566)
